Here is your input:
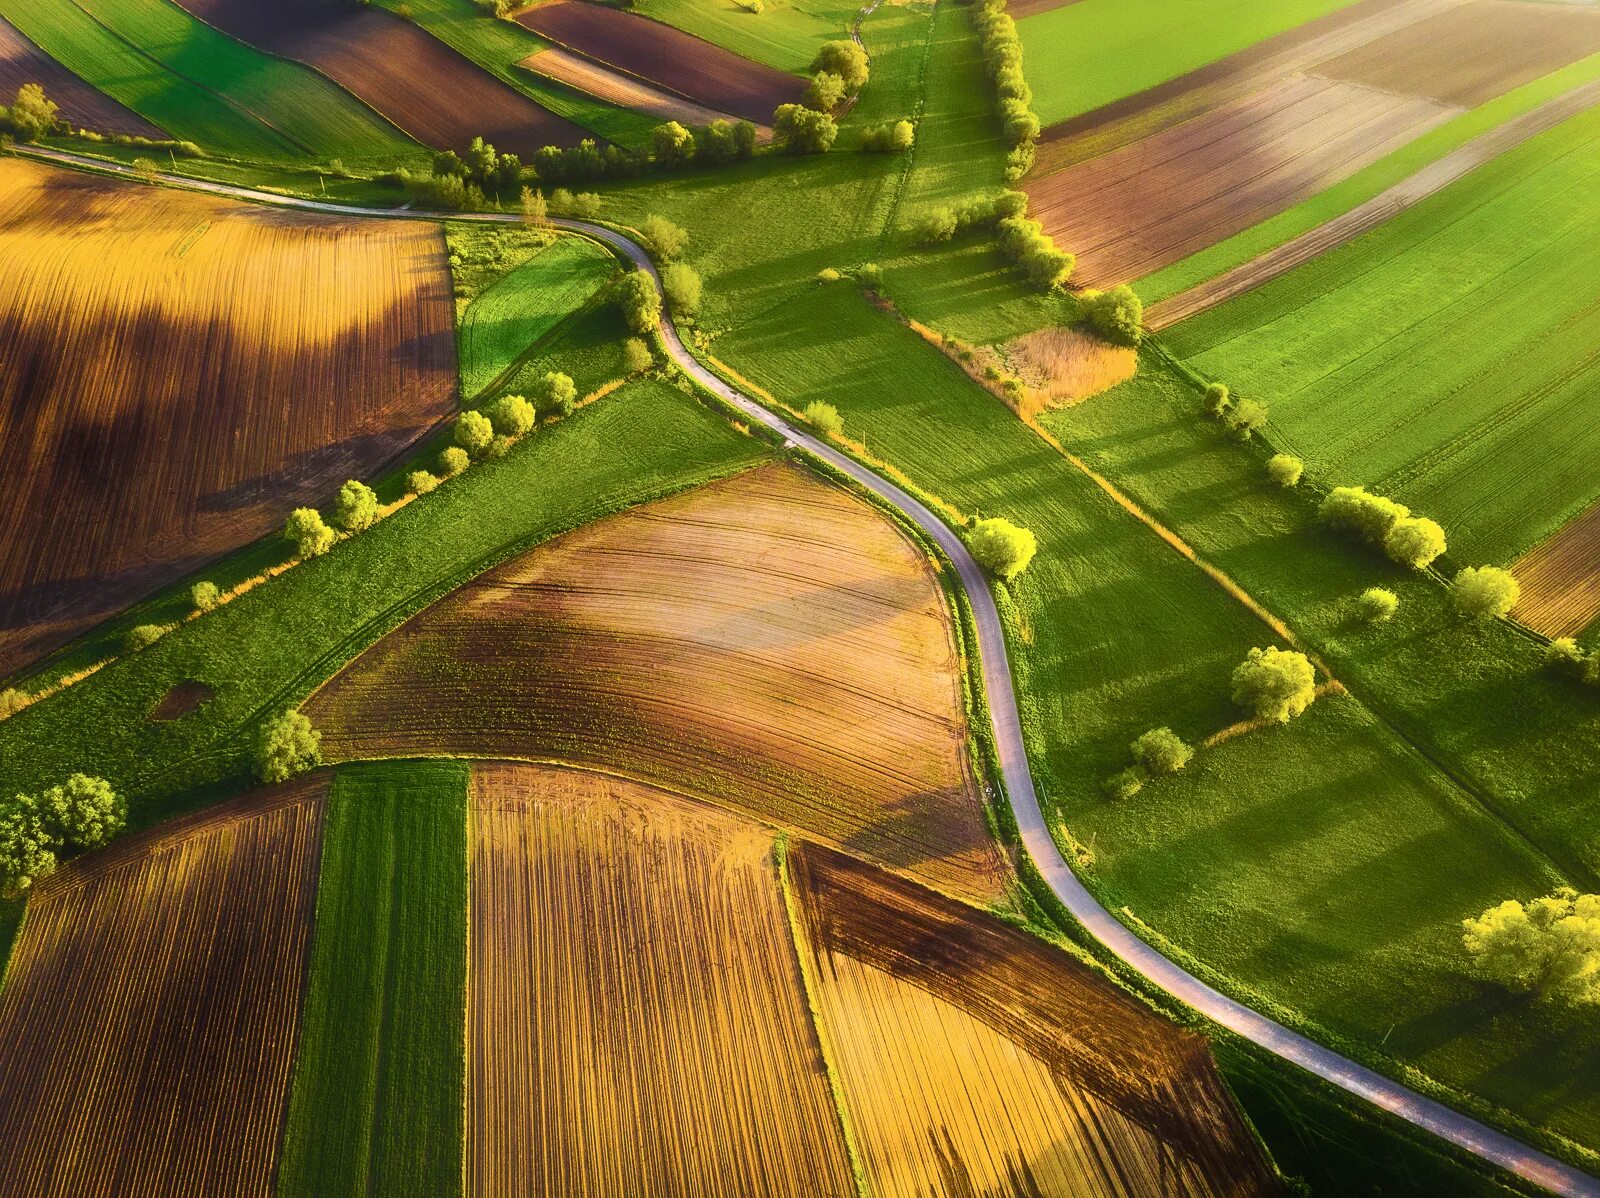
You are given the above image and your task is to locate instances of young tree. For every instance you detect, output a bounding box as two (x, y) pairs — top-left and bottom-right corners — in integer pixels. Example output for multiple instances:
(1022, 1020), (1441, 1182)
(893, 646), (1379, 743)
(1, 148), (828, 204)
(1231, 646), (1316, 724)
(804, 71), (846, 111)
(773, 104), (838, 154)
(1266, 454), (1303, 487)
(1356, 587), (1398, 623)
(1463, 888), (1600, 1006)
(803, 400), (843, 436)
(520, 185), (548, 227)
(285, 507), (336, 559)
(1383, 516), (1447, 570)
(538, 371), (578, 417)
(454, 409), (494, 457)
(40, 774), (124, 850)
(255, 710), (322, 784)
(437, 446), (470, 477)
(0, 795), (60, 895)
(1081, 285), (1143, 345)
(1206, 382), (1231, 416)
(488, 393), (537, 437)
(616, 269), (662, 334)
(1224, 396), (1269, 441)
(124, 624), (168, 652)
(967, 517), (1037, 582)
(1131, 727), (1192, 776)
(333, 479), (379, 533)
(1450, 565), (1520, 620)
(639, 214), (688, 260)
(7, 83), (59, 142)
(1545, 637), (1588, 679)
(407, 469), (440, 496)
(192, 580), (221, 613)
(661, 262), (702, 317)
(649, 121), (696, 168)
(622, 337), (653, 374)
(812, 39), (869, 89)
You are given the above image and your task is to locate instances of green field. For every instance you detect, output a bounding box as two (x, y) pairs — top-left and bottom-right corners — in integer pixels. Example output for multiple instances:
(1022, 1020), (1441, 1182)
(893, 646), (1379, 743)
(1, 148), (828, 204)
(1, 0), (419, 162)
(1165, 104), (1600, 566)
(277, 759), (468, 1196)
(632, 0), (852, 73)
(458, 235), (617, 398)
(1016, 0), (1357, 128)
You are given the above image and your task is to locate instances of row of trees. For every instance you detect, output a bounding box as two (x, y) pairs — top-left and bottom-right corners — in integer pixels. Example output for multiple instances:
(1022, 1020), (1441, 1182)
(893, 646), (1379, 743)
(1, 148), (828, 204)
(0, 775), (124, 894)
(912, 190), (1075, 293)
(1319, 485), (1448, 570)
(970, 0), (1040, 180)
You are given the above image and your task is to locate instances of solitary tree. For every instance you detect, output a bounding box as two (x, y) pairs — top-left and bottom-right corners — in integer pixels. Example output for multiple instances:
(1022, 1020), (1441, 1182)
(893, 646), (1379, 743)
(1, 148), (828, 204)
(1080, 285), (1143, 345)
(0, 794), (59, 894)
(40, 774), (124, 850)
(967, 518), (1037, 582)
(1355, 587), (1398, 623)
(1463, 888), (1600, 1006)
(124, 623), (169, 653)
(255, 710), (322, 784)
(437, 446), (469, 478)
(661, 263), (702, 317)
(454, 410), (494, 457)
(284, 507), (336, 559)
(616, 269), (662, 334)
(1224, 397), (1268, 440)
(538, 371), (578, 417)
(1231, 646), (1316, 724)
(1131, 727), (1192, 776)
(192, 580), (221, 613)
(1383, 516), (1447, 570)
(333, 479), (379, 533)
(1545, 637), (1588, 679)
(639, 214), (688, 260)
(488, 393), (536, 437)
(407, 469), (439, 496)
(1266, 454), (1303, 487)
(803, 401), (843, 436)
(622, 337), (653, 374)
(1450, 565), (1520, 620)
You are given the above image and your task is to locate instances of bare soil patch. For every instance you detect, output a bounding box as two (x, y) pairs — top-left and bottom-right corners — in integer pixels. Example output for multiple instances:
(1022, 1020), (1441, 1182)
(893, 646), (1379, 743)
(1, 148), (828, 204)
(0, 157), (454, 678)
(468, 762), (854, 1196)
(515, 0), (804, 125)
(522, 46), (753, 131)
(0, 16), (160, 138)
(0, 777), (327, 1196)
(307, 463), (1006, 901)
(169, 0), (586, 153)
(148, 679), (215, 722)
(1512, 497), (1600, 638)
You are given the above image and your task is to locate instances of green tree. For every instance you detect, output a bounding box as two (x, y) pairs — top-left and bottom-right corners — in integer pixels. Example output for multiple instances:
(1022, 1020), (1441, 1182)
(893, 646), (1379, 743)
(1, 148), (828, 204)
(1318, 486), (1410, 542)
(333, 479), (378, 533)
(1103, 767), (1145, 800)
(437, 446), (470, 477)
(454, 409), (494, 457)
(1206, 382), (1231, 416)
(1231, 646), (1316, 724)
(520, 185), (548, 226)
(407, 469), (439, 496)
(661, 263), (702, 317)
(1545, 637), (1588, 679)
(1224, 396), (1268, 440)
(1450, 565), (1520, 619)
(773, 104), (838, 154)
(967, 517), (1037, 581)
(616, 269), (662, 334)
(1131, 727), (1192, 776)
(914, 206), (958, 245)
(124, 623), (168, 652)
(7, 83), (59, 143)
(812, 39), (868, 89)
(805, 71), (846, 111)
(1383, 516), (1447, 570)
(538, 371), (578, 417)
(649, 121), (696, 168)
(1081, 285), (1143, 345)
(1266, 454), (1302, 487)
(255, 710), (322, 784)
(623, 337), (653, 374)
(488, 393), (536, 436)
(803, 401), (843, 436)
(639, 214), (688, 260)
(40, 774), (124, 850)
(192, 580), (221, 613)
(0, 794), (60, 894)
(285, 507), (336, 559)
(1463, 888), (1600, 1005)
(1356, 587), (1398, 623)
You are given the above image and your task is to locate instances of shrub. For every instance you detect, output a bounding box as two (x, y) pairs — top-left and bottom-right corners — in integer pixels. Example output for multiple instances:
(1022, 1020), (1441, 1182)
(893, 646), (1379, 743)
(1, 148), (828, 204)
(639, 214), (688, 260)
(1131, 727), (1192, 776)
(1267, 454), (1303, 487)
(1384, 516), (1447, 570)
(805, 71), (846, 111)
(121, 624), (166, 653)
(487, 393), (536, 437)
(773, 104), (837, 154)
(333, 479), (378, 533)
(616, 269), (662, 333)
(255, 710), (321, 784)
(40, 774), (123, 850)
(485, 434), (513, 460)
(538, 370), (578, 417)
(192, 580), (221, 613)
(803, 400), (843, 436)
(1318, 486), (1410, 542)
(661, 262), (702, 317)
(1450, 565), (1520, 620)
(1463, 888), (1600, 1006)
(1231, 646), (1316, 724)
(407, 469), (439, 496)
(914, 206), (958, 244)
(622, 337), (653, 374)
(1080, 285), (1143, 345)
(648, 121), (695, 168)
(1103, 767), (1145, 801)
(967, 517), (1037, 582)
(0, 795), (60, 894)
(1206, 382), (1231, 415)
(1224, 396), (1268, 440)
(1544, 637), (1588, 679)
(0, 689), (27, 719)
(437, 446), (469, 477)
(284, 507), (336, 559)
(1355, 587), (1398, 623)
(454, 409), (494, 458)
(862, 118), (914, 152)
(6, 84), (60, 143)
(857, 262), (882, 289)
(817, 266), (843, 283)
(812, 39), (868, 89)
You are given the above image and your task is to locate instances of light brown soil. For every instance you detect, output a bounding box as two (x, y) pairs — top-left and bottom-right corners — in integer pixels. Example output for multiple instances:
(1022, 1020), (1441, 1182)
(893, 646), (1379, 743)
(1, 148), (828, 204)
(1030, 73), (1457, 287)
(1511, 496), (1600, 638)
(789, 844), (1283, 1198)
(148, 679), (215, 722)
(169, 0), (587, 154)
(0, 16), (160, 138)
(0, 777), (327, 1197)
(308, 463), (1005, 901)
(0, 156), (454, 678)
(467, 762), (855, 1196)
(522, 46), (753, 131)
(515, 0), (804, 125)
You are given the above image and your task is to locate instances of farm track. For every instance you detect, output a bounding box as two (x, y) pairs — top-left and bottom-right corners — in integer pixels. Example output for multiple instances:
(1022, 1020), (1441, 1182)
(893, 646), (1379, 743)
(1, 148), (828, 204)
(1147, 77), (1600, 329)
(16, 143), (1600, 1197)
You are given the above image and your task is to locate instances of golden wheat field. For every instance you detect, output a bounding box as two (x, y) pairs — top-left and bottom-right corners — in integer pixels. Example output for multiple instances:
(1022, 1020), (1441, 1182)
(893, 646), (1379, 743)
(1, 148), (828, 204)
(308, 464), (1007, 901)
(467, 762), (855, 1196)
(0, 157), (454, 677)
(0, 777), (327, 1197)
(788, 845), (1281, 1198)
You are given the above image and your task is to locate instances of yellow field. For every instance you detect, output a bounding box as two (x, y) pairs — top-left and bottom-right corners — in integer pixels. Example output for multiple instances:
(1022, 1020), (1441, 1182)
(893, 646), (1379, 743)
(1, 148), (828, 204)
(0, 777), (328, 1196)
(467, 762), (854, 1196)
(0, 156), (454, 676)
(310, 464), (1007, 901)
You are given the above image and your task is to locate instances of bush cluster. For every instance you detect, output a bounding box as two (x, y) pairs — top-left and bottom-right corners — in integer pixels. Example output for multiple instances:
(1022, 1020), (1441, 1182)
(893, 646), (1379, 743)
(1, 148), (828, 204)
(1131, 727), (1193, 776)
(1355, 587), (1398, 623)
(0, 83), (61, 143)
(813, 40), (869, 90)
(0, 775), (124, 894)
(662, 263), (702, 318)
(1231, 646), (1316, 724)
(1206, 381), (1268, 439)
(1449, 565), (1520, 620)
(1266, 453), (1303, 487)
(1544, 638), (1600, 687)
(803, 401), (843, 436)
(536, 371), (578, 418)
(1318, 485), (1447, 569)
(1079, 285), (1143, 346)
(861, 119), (914, 153)
(997, 214), (1072, 290)
(773, 103), (838, 154)
(970, 0), (1040, 179)
(914, 189), (1027, 245)
(640, 214), (688, 260)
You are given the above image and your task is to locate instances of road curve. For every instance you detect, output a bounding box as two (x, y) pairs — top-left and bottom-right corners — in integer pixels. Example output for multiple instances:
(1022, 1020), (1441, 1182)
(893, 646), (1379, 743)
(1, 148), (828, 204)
(14, 144), (1598, 1197)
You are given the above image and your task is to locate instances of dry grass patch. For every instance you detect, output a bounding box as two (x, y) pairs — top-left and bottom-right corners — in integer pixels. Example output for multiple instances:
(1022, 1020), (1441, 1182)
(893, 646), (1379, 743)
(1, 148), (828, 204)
(1004, 326), (1138, 414)
(308, 463), (1006, 901)
(0, 777), (327, 1196)
(468, 762), (855, 1196)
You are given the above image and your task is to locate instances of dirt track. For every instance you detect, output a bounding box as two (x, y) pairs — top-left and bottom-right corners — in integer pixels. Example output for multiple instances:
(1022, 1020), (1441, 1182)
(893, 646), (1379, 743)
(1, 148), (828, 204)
(168, 0), (586, 154)
(515, 0), (803, 125)
(0, 16), (160, 138)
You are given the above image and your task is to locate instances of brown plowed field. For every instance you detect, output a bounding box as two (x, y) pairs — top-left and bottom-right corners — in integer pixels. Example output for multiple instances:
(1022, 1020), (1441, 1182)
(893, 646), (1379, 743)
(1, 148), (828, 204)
(467, 762), (854, 1196)
(1511, 498), (1600, 639)
(1031, 73), (1456, 287)
(0, 16), (160, 137)
(1008, 0), (1084, 18)
(789, 844), (1283, 1197)
(169, 0), (586, 154)
(1316, 0), (1600, 107)
(0, 777), (327, 1197)
(307, 464), (1007, 901)
(515, 0), (803, 125)
(0, 156), (453, 678)
(522, 46), (759, 134)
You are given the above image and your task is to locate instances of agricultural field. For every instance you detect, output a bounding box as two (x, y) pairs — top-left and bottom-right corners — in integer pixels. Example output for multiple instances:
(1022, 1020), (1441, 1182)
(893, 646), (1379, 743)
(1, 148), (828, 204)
(306, 463), (1007, 901)
(631, 0), (855, 73)
(516, 0), (806, 125)
(0, 155), (454, 679)
(0, 15), (158, 137)
(522, 47), (752, 133)
(0, 777), (327, 1195)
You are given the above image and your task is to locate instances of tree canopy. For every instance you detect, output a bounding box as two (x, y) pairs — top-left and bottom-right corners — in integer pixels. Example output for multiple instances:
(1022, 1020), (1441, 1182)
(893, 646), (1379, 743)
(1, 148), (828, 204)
(1231, 646), (1316, 724)
(968, 517), (1037, 582)
(1464, 888), (1600, 1006)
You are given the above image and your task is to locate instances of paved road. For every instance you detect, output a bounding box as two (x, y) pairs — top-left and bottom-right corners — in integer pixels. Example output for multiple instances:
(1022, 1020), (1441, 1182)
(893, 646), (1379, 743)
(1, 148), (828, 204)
(15, 144), (1598, 1196)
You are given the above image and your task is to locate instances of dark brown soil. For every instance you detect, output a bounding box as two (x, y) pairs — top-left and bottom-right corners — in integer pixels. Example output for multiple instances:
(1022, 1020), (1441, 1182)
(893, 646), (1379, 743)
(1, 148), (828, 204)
(149, 680), (215, 722)
(0, 16), (161, 138)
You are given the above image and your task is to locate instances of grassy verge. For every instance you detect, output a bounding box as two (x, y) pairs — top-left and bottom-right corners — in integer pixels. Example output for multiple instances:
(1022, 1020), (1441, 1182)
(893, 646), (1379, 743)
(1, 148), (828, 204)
(276, 759), (468, 1197)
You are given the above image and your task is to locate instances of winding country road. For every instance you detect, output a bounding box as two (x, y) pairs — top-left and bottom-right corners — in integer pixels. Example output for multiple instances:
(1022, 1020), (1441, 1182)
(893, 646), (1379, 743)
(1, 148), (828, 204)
(15, 143), (1599, 1197)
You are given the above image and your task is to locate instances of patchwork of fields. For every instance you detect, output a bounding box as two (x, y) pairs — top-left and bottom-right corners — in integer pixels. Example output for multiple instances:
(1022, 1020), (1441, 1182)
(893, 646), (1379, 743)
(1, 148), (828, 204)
(0, 14), (157, 137)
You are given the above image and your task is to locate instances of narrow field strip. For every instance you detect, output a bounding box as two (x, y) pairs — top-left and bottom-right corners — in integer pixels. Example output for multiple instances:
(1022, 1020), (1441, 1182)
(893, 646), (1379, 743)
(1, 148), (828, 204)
(1510, 496), (1600, 640)
(521, 47), (753, 134)
(0, 13), (159, 136)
